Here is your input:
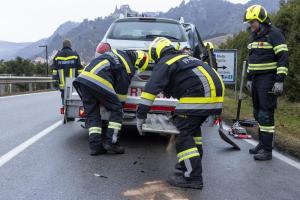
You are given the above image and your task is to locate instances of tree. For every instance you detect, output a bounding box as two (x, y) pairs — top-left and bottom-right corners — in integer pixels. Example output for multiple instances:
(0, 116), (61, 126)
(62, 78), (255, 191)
(0, 57), (47, 76)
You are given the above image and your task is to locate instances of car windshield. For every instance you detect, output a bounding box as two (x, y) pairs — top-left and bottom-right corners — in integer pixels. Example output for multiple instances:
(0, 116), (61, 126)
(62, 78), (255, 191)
(107, 21), (187, 41)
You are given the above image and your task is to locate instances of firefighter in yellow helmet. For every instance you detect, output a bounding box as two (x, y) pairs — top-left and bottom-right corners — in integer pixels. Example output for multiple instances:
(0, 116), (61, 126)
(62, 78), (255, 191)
(73, 49), (148, 155)
(136, 37), (225, 189)
(202, 41), (218, 70)
(244, 5), (288, 160)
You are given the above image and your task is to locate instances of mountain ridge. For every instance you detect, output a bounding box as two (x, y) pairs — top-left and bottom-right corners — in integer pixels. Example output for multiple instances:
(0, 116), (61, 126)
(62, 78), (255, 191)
(1, 0), (280, 62)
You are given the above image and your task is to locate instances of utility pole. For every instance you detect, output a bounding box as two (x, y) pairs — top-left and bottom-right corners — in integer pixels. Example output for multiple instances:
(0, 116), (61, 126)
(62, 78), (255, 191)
(38, 45), (49, 76)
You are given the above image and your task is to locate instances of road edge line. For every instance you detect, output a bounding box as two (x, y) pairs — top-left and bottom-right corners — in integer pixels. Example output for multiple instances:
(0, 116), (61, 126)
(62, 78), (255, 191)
(0, 120), (62, 167)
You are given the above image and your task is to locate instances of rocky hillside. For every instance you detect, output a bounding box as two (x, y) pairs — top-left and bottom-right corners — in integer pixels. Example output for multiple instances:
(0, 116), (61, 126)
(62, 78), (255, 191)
(6, 0), (280, 62)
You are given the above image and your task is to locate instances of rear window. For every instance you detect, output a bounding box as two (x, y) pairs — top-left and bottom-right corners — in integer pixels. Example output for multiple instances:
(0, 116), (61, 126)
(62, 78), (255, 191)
(107, 21), (187, 42)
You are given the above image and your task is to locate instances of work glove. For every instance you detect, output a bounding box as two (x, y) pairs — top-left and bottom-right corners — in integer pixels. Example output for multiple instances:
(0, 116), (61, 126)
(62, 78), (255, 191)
(136, 118), (145, 136)
(246, 81), (252, 96)
(272, 82), (284, 96)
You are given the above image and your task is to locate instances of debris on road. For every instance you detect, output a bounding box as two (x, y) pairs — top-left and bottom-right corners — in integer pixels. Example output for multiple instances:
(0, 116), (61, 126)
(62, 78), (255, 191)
(93, 173), (108, 178)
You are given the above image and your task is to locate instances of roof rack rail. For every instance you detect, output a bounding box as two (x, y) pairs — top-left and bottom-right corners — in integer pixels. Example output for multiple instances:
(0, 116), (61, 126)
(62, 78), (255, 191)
(126, 12), (147, 18)
(179, 17), (185, 24)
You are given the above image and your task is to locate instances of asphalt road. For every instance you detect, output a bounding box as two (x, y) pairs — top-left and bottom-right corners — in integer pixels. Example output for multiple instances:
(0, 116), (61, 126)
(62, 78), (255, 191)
(0, 92), (300, 200)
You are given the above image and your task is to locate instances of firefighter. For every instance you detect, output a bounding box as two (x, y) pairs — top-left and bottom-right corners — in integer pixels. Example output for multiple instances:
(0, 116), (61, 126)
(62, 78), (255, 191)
(73, 49), (148, 155)
(244, 5), (288, 160)
(51, 39), (83, 105)
(136, 37), (225, 189)
(202, 41), (218, 70)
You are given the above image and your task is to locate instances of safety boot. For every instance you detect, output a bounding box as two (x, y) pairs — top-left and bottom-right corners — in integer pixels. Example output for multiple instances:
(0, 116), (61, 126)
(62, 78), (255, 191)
(103, 142), (125, 154)
(89, 134), (107, 156)
(249, 143), (263, 154)
(175, 163), (185, 171)
(167, 174), (203, 189)
(90, 145), (107, 156)
(253, 149), (272, 161)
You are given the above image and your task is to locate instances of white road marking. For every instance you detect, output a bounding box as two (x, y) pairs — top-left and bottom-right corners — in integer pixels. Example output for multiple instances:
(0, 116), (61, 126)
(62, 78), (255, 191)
(0, 120), (62, 167)
(0, 91), (57, 99)
(223, 124), (300, 170)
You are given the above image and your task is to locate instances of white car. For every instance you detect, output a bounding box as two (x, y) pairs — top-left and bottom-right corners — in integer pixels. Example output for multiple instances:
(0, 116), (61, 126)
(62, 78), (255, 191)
(96, 17), (192, 56)
(95, 17), (206, 133)
(63, 16), (205, 134)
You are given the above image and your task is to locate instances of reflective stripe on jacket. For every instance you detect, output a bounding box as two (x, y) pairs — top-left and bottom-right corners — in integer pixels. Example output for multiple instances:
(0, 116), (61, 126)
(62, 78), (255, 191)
(51, 47), (83, 89)
(137, 53), (225, 119)
(247, 25), (288, 82)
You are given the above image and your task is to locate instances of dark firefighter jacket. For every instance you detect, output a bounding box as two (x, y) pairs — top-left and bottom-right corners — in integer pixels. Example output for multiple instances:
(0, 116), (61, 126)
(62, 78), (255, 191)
(137, 53), (225, 119)
(73, 49), (135, 103)
(247, 25), (288, 82)
(51, 47), (83, 90)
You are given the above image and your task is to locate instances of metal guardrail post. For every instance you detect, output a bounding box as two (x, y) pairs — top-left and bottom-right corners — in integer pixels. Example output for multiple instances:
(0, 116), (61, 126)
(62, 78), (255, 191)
(9, 84), (12, 94)
(0, 84), (5, 95)
(29, 83), (33, 92)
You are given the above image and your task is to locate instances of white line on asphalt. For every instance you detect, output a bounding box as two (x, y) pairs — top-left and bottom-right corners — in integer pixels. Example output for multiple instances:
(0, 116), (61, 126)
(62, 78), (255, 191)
(0, 91), (57, 99)
(222, 124), (300, 170)
(0, 120), (62, 167)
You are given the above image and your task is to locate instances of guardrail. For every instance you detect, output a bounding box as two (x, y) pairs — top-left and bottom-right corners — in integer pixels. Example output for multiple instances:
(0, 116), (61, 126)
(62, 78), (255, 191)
(0, 76), (54, 95)
(0, 76), (53, 84)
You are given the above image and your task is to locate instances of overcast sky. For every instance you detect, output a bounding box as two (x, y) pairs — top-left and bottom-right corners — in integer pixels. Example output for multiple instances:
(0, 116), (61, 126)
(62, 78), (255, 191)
(0, 0), (249, 43)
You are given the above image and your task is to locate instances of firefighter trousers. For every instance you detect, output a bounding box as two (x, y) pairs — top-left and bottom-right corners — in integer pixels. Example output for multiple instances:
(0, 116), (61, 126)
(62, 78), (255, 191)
(78, 84), (123, 147)
(174, 115), (207, 178)
(252, 73), (277, 151)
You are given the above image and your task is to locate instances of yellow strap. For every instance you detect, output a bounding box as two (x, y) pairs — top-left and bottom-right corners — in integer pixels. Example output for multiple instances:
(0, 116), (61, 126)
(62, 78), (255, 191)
(69, 68), (73, 78)
(90, 59), (109, 74)
(178, 153), (200, 163)
(212, 67), (225, 96)
(112, 49), (131, 74)
(249, 66), (277, 70)
(193, 137), (202, 145)
(248, 62), (277, 70)
(59, 69), (65, 88)
(249, 62), (277, 67)
(177, 147), (198, 157)
(55, 55), (78, 61)
(141, 92), (156, 101)
(277, 67), (288, 75)
(89, 127), (102, 135)
(81, 71), (113, 89)
(197, 66), (216, 97)
(179, 96), (224, 104)
(166, 55), (188, 65)
(117, 94), (127, 102)
(108, 122), (122, 130)
(259, 125), (275, 130)
(273, 44), (288, 54)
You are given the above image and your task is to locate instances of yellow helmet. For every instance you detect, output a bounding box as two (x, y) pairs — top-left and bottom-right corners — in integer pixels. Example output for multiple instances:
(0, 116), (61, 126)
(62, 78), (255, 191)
(204, 42), (214, 50)
(243, 5), (268, 23)
(148, 37), (175, 63)
(132, 50), (149, 73)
